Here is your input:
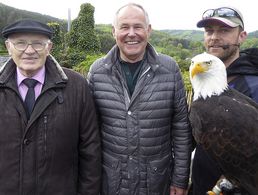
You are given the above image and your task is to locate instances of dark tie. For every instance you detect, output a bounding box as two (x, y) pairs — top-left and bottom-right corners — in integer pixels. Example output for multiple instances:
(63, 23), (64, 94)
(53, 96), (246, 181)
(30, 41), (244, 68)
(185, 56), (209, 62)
(23, 78), (38, 118)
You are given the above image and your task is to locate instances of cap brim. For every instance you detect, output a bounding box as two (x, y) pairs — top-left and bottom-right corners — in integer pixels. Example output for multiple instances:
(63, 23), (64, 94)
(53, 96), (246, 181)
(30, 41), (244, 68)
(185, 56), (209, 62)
(197, 17), (239, 28)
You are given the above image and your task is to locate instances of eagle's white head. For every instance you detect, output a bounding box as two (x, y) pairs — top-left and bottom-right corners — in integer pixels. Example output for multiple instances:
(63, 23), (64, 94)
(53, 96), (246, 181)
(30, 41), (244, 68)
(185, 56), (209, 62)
(190, 52), (228, 101)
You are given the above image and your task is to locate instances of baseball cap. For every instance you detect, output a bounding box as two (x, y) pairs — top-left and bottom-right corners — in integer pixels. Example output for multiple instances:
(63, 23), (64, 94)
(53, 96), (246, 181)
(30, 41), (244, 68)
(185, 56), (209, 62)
(2, 19), (53, 39)
(197, 6), (244, 29)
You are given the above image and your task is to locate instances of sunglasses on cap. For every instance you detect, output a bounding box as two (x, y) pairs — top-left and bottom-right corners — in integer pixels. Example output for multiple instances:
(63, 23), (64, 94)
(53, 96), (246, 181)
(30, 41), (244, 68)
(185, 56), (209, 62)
(202, 7), (244, 25)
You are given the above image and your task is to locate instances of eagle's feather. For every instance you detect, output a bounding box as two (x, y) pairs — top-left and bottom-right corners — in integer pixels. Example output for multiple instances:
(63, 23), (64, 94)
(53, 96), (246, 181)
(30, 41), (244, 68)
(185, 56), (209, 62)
(189, 52), (258, 195)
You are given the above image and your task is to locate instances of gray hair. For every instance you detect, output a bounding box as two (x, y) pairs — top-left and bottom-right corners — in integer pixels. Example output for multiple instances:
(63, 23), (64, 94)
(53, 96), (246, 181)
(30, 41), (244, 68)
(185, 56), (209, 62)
(113, 3), (150, 27)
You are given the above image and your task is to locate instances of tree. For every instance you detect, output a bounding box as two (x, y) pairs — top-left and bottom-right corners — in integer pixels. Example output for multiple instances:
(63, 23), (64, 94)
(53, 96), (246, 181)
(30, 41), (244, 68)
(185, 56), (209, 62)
(48, 22), (65, 62)
(66, 3), (100, 53)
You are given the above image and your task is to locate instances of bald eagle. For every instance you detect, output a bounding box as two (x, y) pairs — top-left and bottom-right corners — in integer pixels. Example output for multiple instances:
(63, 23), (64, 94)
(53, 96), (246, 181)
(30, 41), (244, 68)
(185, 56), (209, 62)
(189, 52), (258, 195)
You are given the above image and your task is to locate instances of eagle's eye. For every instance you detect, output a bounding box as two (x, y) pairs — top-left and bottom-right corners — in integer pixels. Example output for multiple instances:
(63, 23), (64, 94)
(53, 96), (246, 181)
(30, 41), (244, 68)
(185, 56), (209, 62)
(205, 60), (212, 66)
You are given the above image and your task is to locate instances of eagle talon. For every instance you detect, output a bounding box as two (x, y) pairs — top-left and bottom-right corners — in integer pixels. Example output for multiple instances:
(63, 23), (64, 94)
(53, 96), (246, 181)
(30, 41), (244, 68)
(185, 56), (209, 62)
(206, 183), (222, 195)
(206, 191), (222, 195)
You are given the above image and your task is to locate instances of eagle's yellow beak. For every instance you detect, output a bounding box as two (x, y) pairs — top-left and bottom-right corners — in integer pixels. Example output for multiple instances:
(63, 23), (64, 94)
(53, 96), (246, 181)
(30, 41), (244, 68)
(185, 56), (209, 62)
(191, 62), (207, 78)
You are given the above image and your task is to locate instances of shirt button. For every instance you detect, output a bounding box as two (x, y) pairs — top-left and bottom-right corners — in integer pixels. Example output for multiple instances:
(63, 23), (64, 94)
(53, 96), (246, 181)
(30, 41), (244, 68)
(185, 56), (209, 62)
(23, 139), (31, 145)
(128, 111), (132, 115)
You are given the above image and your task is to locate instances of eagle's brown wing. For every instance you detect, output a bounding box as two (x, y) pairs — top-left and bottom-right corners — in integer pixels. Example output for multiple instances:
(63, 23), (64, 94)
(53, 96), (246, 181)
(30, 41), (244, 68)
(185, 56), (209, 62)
(190, 89), (258, 195)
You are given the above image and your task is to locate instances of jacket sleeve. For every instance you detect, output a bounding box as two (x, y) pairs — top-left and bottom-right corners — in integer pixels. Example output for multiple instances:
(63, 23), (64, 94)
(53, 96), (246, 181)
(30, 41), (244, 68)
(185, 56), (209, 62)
(78, 79), (101, 195)
(171, 66), (192, 189)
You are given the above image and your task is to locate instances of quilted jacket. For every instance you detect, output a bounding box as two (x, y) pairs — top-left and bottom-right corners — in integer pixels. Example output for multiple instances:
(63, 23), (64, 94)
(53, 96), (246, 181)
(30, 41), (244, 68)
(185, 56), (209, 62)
(88, 44), (192, 195)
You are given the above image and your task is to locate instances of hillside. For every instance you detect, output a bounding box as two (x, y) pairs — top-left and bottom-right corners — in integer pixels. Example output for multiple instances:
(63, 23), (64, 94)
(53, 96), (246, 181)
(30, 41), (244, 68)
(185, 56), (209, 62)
(0, 2), (257, 55)
(1, 2), (257, 42)
(163, 29), (258, 40)
(0, 3), (67, 33)
(248, 31), (258, 38)
(161, 29), (204, 41)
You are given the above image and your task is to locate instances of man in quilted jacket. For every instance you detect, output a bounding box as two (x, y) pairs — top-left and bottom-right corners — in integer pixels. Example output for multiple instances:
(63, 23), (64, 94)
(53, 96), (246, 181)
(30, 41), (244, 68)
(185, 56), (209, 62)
(88, 3), (192, 195)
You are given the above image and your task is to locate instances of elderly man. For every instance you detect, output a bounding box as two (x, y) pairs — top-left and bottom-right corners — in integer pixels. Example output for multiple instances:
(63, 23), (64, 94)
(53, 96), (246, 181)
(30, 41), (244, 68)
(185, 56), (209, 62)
(0, 19), (101, 195)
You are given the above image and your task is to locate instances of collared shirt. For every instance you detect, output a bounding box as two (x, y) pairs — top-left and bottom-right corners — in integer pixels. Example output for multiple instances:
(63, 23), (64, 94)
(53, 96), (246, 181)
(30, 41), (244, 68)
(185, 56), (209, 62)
(17, 66), (45, 101)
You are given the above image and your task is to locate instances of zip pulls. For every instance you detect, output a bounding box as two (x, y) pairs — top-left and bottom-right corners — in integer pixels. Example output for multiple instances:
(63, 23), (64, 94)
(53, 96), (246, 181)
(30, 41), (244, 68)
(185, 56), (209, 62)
(139, 66), (151, 79)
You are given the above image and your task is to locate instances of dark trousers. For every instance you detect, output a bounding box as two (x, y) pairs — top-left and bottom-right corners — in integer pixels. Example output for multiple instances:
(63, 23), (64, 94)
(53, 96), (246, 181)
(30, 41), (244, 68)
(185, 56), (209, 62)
(190, 144), (222, 195)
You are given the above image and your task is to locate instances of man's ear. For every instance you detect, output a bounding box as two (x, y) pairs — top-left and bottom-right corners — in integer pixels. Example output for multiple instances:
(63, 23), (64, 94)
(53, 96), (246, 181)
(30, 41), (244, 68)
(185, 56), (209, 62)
(46, 41), (53, 55)
(239, 30), (247, 44)
(5, 40), (12, 55)
(147, 24), (152, 38)
(112, 26), (116, 38)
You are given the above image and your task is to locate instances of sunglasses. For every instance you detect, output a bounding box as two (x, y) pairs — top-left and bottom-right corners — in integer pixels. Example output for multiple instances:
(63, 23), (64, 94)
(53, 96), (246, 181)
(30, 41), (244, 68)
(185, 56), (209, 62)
(202, 7), (243, 25)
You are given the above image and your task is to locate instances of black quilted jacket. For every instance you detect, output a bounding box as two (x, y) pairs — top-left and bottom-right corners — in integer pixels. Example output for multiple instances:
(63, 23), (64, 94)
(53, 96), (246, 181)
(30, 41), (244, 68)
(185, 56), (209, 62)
(88, 44), (192, 195)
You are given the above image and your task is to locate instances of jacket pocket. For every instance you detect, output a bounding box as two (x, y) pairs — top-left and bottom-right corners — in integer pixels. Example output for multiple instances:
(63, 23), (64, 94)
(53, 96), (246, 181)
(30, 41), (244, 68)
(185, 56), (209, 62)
(147, 154), (171, 195)
(102, 153), (121, 195)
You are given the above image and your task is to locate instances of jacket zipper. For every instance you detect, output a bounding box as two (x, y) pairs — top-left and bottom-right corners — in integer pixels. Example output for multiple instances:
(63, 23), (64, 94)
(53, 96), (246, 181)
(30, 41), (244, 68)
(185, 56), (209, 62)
(140, 66), (151, 79)
(43, 116), (47, 159)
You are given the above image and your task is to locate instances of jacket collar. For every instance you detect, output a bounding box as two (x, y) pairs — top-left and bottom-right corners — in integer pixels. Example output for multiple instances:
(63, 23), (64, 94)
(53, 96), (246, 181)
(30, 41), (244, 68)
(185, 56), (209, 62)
(0, 55), (68, 86)
(227, 48), (258, 76)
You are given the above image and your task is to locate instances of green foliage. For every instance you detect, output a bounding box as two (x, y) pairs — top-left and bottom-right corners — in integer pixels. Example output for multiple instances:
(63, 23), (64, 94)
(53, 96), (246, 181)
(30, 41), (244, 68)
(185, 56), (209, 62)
(66, 3), (100, 53)
(182, 70), (192, 92)
(73, 53), (104, 76)
(62, 3), (102, 69)
(173, 55), (192, 72)
(241, 38), (258, 49)
(149, 30), (171, 46)
(97, 33), (116, 53)
(149, 31), (204, 72)
(95, 24), (113, 33)
(0, 39), (5, 49)
(162, 29), (204, 42)
(58, 48), (87, 68)
(47, 22), (66, 62)
(182, 70), (193, 106)
(48, 22), (62, 43)
(95, 24), (115, 53)
(0, 50), (8, 55)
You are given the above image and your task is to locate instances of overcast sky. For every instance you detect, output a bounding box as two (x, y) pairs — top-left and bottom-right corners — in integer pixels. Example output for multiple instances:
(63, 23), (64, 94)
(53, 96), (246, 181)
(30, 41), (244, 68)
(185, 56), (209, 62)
(1, 0), (257, 33)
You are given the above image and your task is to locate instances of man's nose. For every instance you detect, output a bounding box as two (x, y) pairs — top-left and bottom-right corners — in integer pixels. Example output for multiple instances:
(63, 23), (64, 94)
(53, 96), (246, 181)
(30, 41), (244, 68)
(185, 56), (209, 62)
(128, 27), (136, 36)
(24, 44), (36, 53)
(211, 31), (221, 40)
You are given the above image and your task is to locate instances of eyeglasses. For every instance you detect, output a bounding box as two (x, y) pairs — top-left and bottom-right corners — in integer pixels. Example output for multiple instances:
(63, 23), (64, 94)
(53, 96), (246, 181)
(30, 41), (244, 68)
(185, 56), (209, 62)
(8, 40), (50, 51)
(202, 7), (243, 25)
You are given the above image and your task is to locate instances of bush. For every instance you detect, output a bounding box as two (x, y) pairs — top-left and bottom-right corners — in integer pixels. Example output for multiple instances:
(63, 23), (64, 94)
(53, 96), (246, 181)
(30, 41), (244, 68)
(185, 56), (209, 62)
(73, 53), (104, 76)
(182, 70), (191, 92)
(58, 48), (87, 68)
